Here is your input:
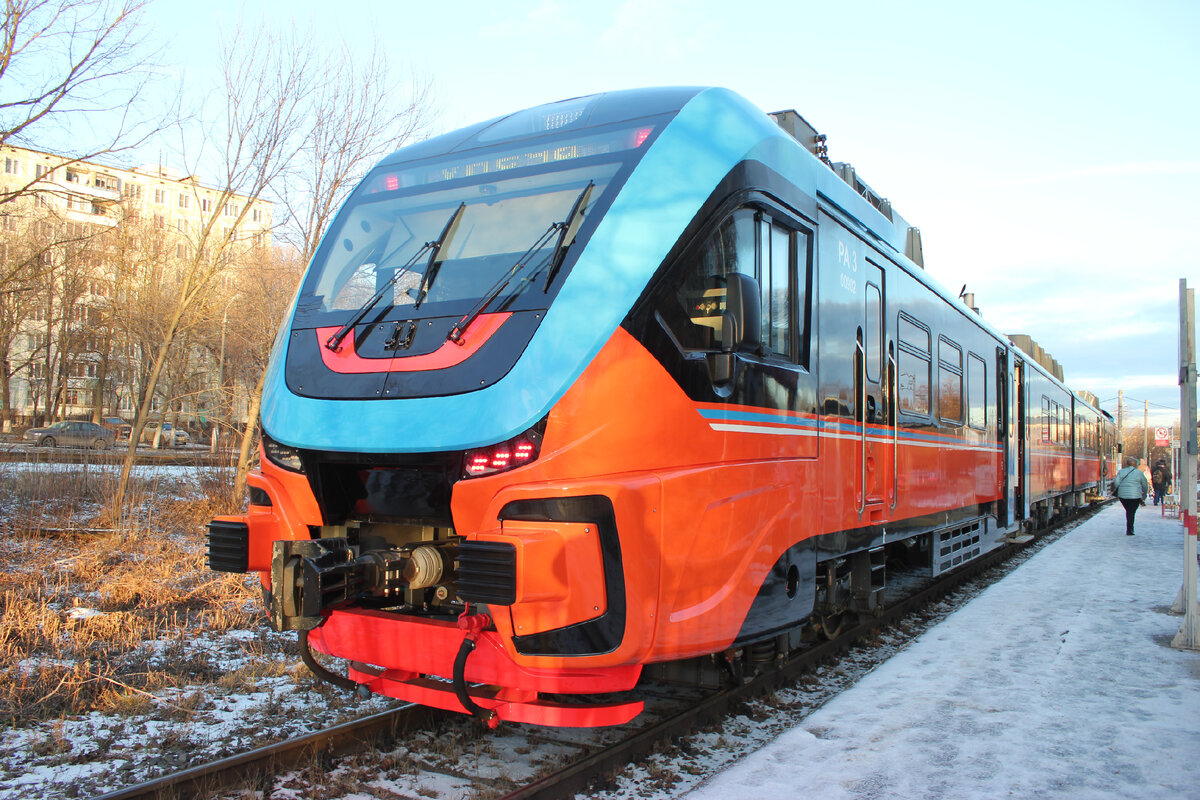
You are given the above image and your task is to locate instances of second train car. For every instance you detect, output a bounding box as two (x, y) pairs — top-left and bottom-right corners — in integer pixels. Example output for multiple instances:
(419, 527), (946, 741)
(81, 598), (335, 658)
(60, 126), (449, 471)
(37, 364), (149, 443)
(208, 87), (1117, 727)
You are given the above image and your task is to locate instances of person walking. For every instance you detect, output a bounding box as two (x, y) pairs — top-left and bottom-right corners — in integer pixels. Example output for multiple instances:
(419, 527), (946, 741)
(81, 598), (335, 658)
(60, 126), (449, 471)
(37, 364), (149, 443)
(1151, 458), (1172, 506)
(1112, 456), (1150, 535)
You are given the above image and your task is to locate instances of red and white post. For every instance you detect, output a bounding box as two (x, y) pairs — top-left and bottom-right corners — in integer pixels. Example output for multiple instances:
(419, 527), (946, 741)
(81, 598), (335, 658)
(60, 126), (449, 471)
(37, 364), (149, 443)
(1171, 278), (1199, 650)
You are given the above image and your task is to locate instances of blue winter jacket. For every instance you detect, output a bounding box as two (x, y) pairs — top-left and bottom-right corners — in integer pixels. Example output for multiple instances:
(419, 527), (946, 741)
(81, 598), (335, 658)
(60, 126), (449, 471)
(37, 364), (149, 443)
(1112, 466), (1148, 500)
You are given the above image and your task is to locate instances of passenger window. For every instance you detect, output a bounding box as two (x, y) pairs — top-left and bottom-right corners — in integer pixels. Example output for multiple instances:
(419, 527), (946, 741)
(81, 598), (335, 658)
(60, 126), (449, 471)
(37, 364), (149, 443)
(897, 313), (931, 416)
(967, 354), (986, 429)
(938, 338), (963, 424)
(1041, 396), (1050, 442)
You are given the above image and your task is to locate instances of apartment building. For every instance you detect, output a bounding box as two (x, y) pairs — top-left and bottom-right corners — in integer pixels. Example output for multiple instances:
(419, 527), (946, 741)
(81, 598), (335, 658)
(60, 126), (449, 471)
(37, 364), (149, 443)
(0, 143), (274, 429)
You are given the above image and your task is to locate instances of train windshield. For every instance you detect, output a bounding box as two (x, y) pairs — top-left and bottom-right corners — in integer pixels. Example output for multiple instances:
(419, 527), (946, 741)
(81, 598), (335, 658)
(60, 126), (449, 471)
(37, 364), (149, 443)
(297, 123), (655, 322)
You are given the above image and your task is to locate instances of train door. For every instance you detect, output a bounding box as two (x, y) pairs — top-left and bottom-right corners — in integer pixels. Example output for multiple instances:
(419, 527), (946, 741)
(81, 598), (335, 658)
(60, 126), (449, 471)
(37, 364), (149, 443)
(858, 262), (890, 516)
(1014, 359), (1029, 521)
(1000, 348), (1016, 527)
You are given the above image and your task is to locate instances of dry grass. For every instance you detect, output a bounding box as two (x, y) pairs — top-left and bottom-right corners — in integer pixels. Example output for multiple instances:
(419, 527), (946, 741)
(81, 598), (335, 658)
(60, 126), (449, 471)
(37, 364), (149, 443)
(0, 465), (263, 726)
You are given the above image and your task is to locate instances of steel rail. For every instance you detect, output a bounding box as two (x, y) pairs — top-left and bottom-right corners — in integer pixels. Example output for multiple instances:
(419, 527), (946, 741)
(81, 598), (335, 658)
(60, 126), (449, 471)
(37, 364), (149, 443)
(90, 703), (445, 800)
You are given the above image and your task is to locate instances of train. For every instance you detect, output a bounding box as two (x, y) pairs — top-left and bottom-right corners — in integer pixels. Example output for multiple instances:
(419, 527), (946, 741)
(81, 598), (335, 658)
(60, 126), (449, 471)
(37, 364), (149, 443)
(207, 87), (1117, 728)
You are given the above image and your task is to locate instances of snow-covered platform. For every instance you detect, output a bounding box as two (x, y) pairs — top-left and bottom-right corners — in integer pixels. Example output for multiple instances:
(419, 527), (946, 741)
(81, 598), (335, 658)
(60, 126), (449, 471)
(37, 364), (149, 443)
(685, 503), (1200, 800)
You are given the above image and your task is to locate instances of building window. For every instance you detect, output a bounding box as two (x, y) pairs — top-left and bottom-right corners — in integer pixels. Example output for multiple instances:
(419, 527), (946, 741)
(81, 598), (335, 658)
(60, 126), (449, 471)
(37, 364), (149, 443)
(35, 164), (47, 179)
(154, 188), (166, 204)
(201, 198), (211, 212)
(4, 158), (18, 175)
(252, 207), (262, 222)
(66, 170), (79, 183)
(224, 201), (237, 216)
(178, 193), (190, 209)
(154, 214), (165, 229)
(124, 183), (142, 199)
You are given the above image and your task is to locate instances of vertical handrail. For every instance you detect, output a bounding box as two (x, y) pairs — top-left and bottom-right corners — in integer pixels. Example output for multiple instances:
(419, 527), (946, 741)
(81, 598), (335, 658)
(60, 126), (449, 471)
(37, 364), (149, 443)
(857, 339), (867, 517)
(889, 348), (898, 511)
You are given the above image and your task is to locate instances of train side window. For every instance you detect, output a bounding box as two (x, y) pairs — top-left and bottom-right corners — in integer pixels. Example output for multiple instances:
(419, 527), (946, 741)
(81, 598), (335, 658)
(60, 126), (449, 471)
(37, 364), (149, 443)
(938, 337), (963, 425)
(897, 312), (931, 416)
(865, 280), (882, 383)
(967, 353), (986, 429)
(760, 216), (792, 359)
(1041, 396), (1050, 442)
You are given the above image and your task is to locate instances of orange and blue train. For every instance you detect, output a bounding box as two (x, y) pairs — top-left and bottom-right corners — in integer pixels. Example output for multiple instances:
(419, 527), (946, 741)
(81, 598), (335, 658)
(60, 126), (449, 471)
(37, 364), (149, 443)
(208, 88), (1117, 727)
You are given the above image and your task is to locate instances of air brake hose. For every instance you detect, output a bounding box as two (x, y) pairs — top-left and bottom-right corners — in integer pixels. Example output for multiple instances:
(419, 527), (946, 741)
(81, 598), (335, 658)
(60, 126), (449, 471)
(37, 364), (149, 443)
(298, 629), (360, 693)
(453, 611), (498, 725)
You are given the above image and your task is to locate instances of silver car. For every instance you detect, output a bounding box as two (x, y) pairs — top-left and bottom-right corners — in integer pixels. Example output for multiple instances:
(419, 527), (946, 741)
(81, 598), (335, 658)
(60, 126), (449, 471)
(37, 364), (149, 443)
(23, 421), (116, 449)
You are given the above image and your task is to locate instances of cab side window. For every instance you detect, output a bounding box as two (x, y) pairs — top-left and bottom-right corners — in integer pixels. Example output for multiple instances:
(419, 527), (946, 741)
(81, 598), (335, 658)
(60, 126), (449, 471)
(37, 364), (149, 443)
(669, 209), (756, 351)
(667, 205), (810, 366)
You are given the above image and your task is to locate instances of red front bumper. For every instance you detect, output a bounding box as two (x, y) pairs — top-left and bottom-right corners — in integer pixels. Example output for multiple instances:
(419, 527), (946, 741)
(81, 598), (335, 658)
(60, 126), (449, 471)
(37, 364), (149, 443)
(308, 608), (644, 727)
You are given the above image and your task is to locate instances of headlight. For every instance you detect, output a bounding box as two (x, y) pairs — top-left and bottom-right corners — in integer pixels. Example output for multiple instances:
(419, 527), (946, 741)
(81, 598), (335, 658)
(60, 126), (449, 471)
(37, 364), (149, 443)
(262, 434), (304, 473)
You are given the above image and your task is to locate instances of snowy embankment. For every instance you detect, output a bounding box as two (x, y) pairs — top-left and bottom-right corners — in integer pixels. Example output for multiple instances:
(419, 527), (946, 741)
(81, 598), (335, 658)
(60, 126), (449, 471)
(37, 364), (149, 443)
(684, 504), (1200, 800)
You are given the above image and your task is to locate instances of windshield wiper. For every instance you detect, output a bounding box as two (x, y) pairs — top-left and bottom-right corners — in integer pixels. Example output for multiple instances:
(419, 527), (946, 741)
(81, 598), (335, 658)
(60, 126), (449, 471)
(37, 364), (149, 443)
(542, 181), (593, 291)
(447, 183), (593, 344)
(412, 202), (467, 309)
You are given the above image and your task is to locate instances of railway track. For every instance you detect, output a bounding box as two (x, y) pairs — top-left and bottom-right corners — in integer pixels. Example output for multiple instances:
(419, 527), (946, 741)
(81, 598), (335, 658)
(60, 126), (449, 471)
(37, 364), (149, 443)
(0, 447), (234, 467)
(90, 502), (1105, 800)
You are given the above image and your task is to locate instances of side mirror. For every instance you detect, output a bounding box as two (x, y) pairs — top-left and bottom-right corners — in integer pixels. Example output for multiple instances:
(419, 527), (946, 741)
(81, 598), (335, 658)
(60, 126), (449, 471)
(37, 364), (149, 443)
(709, 272), (760, 385)
(717, 272), (761, 353)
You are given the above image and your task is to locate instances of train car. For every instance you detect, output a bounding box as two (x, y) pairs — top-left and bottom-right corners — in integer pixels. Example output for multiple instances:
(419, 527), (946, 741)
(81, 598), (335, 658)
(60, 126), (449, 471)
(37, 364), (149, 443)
(207, 87), (1108, 727)
(1072, 392), (1107, 500)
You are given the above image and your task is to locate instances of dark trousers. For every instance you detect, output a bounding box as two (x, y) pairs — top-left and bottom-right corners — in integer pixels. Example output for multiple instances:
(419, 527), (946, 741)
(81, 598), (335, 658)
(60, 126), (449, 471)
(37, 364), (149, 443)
(1120, 498), (1141, 534)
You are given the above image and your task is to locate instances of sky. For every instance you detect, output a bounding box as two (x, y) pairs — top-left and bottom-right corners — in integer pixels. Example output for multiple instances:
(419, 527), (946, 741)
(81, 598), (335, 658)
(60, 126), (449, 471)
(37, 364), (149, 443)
(127, 0), (1200, 428)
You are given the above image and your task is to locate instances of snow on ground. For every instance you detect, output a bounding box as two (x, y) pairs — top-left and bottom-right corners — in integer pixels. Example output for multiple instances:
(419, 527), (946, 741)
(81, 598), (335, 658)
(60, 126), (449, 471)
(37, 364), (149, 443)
(682, 504), (1200, 800)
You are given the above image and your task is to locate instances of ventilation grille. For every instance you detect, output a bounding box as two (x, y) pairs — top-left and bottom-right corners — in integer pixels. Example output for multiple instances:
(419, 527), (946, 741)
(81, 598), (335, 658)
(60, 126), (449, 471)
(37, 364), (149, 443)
(934, 520), (983, 576)
(207, 519), (249, 573)
(457, 541), (517, 605)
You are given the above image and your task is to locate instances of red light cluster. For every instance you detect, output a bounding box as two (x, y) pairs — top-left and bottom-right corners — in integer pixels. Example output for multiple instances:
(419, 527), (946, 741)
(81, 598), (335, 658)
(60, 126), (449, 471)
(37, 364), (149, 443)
(463, 434), (541, 478)
(632, 127), (653, 148)
(385, 175), (400, 191)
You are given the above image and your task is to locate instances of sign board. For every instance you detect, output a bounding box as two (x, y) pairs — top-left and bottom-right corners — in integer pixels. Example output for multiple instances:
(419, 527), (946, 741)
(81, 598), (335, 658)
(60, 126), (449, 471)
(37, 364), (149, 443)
(1155, 427), (1170, 446)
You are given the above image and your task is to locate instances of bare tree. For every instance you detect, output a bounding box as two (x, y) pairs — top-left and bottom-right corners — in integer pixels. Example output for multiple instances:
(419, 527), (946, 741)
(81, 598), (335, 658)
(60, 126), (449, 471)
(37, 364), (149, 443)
(221, 32), (438, 498)
(277, 36), (437, 265)
(207, 246), (302, 499)
(0, 0), (164, 204)
(111, 25), (316, 512)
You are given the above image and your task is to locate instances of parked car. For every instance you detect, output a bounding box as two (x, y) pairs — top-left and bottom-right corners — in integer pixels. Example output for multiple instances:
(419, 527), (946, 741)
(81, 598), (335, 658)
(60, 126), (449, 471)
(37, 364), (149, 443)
(140, 422), (190, 447)
(23, 421), (116, 449)
(99, 417), (132, 441)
